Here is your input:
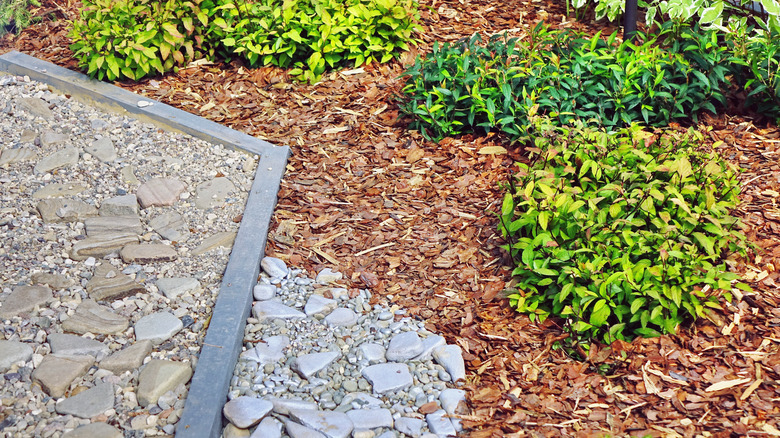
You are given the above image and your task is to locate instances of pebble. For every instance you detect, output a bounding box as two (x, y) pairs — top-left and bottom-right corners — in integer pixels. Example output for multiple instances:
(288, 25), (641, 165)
(253, 284), (277, 301)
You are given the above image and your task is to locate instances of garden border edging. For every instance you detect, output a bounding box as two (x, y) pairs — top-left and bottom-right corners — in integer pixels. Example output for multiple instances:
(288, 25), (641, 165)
(0, 50), (290, 438)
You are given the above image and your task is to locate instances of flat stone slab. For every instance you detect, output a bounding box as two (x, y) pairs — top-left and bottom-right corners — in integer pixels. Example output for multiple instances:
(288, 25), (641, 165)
(0, 284), (52, 319)
(149, 211), (190, 242)
(292, 351), (340, 380)
(433, 345), (466, 383)
(0, 147), (36, 165)
(33, 183), (88, 198)
(18, 97), (54, 119)
(62, 299), (130, 335)
(266, 397), (318, 415)
(324, 308), (358, 328)
(0, 340), (33, 371)
(414, 335), (446, 361)
(261, 257), (288, 278)
(39, 129), (68, 146)
(137, 359), (192, 407)
(34, 146), (79, 174)
(223, 396), (273, 429)
(192, 231), (236, 256)
(362, 363), (413, 394)
(55, 382), (115, 418)
(194, 177), (236, 209)
(85, 216), (142, 237)
(359, 343), (386, 364)
(240, 335), (289, 364)
(62, 423), (123, 438)
(252, 417), (282, 438)
(426, 410), (457, 436)
(440, 389), (467, 415)
(32, 354), (94, 397)
(48, 333), (109, 358)
(86, 268), (146, 301)
(136, 178), (187, 208)
(134, 312), (183, 345)
(289, 409), (353, 438)
(386, 331), (424, 362)
(156, 277), (200, 299)
(31, 272), (74, 289)
(304, 295), (337, 318)
(37, 198), (98, 223)
(285, 421), (326, 438)
(346, 408), (393, 430)
(70, 233), (139, 260)
(99, 340), (153, 374)
(394, 417), (424, 437)
(252, 300), (305, 320)
(120, 243), (178, 264)
(85, 137), (117, 162)
(99, 194), (139, 217)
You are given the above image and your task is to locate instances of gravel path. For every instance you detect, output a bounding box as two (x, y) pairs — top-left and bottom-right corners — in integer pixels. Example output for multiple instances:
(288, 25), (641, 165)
(0, 74), (468, 438)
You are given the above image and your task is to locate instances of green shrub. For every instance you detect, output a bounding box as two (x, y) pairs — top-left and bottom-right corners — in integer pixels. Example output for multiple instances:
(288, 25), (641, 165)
(1, 0), (41, 36)
(205, 0), (420, 82)
(498, 118), (749, 343)
(398, 23), (736, 142)
(69, 0), (210, 81)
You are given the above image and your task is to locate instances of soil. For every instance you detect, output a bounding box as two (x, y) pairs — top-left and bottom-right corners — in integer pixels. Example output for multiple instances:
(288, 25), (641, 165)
(3, 1), (780, 436)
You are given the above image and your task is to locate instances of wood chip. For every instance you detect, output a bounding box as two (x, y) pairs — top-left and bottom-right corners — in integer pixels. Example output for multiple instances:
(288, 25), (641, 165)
(704, 378), (751, 392)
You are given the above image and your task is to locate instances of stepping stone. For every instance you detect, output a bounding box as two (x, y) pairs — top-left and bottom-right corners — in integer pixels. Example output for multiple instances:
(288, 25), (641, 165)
(261, 257), (288, 278)
(194, 177), (236, 209)
(251, 417), (282, 438)
(0, 340), (33, 371)
(253, 284), (276, 301)
(121, 165), (138, 184)
(359, 343), (386, 364)
(18, 97), (54, 119)
(55, 382), (115, 418)
(426, 410), (457, 437)
(39, 129), (68, 146)
(324, 308), (358, 327)
(99, 194), (139, 217)
(37, 199), (97, 223)
(62, 299), (129, 335)
(433, 345), (466, 383)
(315, 268), (343, 284)
(70, 234), (139, 260)
(192, 231), (236, 255)
(440, 388), (467, 415)
(85, 216), (142, 237)
(20, 128), (37, 142)
(223, 396), (273, 428)
(34, 146), (79, 174)
(285, 420), (326, 438)
(395, 416), (424, 437)
(62, 423), (123, 438)
(32, 355), (94, 397)
(136, 178), (187, 208)
(137, 359), (192, 407)
(48, 333), (109, 358)
(414, 335), (446, 361)
(33, 183), (88, 199)
(99, 340), (153, 374)
(223, 423), (250, 438)
(266, 397), (318, 415)
(292, 351), (340, 380)
(346, 408), (394, 430)
(252, 300), (305, 320)
(304, 295), (337, 318)
(0, 147), (36, 165)
(362, 363), (413, 394)
(31, 272), (74, 289)
(240, 335), (289, 364)
(386, 331), (424, 362)
(149, 211), (190, 242)
(288, 409), (354, 438)
(120, 243), (178, 264)
(85, 137), (117, 162)
(0, 285), (52, 319)
(156, 277), (199, 299)
(86, 267), (146, 301)
(134, 312), (182, 345)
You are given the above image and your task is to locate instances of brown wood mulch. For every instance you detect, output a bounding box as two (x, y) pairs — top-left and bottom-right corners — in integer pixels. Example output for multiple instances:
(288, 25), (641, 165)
(3, 1), (780, 436)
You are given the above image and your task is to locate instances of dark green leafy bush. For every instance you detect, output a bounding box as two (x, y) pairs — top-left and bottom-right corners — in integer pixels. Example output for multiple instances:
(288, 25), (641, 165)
(204, 0), (420, 82)
(70, 0), (210, 81)
(398, 23), (736, 142)
(498, 118), (749, 343)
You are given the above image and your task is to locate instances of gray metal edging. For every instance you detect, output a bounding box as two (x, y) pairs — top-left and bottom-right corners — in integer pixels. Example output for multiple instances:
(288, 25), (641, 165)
(0, 51), (290, 438)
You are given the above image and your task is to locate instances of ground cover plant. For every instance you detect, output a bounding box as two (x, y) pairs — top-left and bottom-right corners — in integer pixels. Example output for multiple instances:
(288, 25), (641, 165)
(0, 0), (41, 36)
(4, 0), (780, 436)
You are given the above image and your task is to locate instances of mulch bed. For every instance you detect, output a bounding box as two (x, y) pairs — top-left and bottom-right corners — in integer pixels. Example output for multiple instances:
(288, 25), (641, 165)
(3, 1), (780, 435)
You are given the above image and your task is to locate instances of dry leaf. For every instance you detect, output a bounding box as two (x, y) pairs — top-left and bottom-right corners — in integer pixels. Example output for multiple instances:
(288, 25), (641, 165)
(406, 148), (425, 163)
(478, 146), (507, 155)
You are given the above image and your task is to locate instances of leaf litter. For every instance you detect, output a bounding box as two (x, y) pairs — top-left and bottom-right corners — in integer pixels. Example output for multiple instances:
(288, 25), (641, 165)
(3, 0), (780, 435)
